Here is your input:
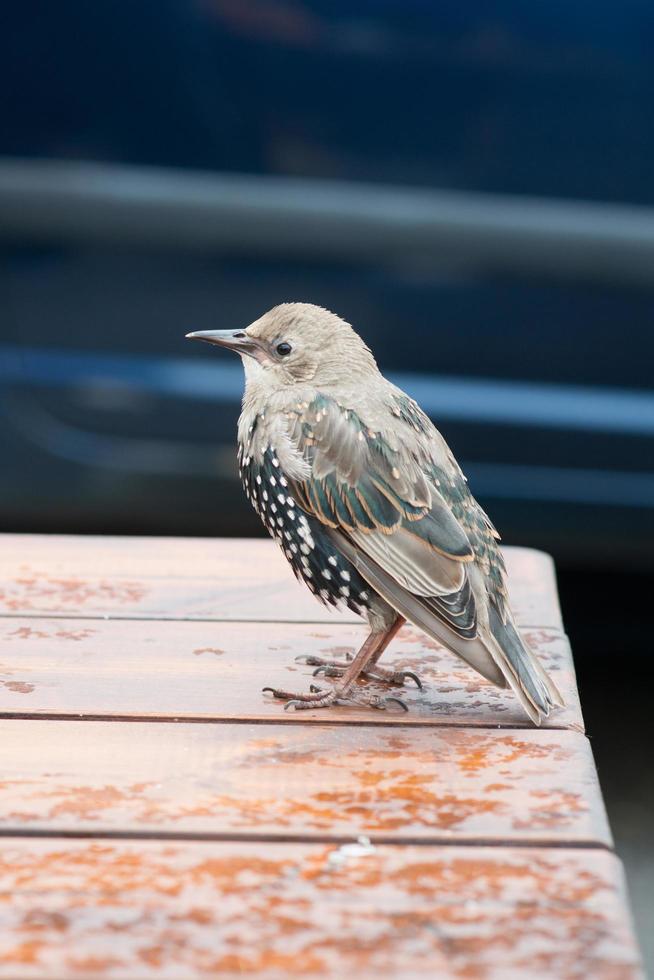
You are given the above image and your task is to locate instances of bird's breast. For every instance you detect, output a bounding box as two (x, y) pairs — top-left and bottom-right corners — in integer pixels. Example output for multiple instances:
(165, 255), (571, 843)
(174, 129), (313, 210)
(237, 441), (372, 617)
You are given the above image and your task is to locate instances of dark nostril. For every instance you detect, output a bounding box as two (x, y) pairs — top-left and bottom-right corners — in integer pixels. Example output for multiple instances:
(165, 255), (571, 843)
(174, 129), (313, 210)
(232, 332), (246, 339)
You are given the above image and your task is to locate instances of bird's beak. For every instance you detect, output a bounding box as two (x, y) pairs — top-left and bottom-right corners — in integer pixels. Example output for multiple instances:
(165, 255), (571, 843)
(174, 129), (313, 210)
(185, 329), (257, 356)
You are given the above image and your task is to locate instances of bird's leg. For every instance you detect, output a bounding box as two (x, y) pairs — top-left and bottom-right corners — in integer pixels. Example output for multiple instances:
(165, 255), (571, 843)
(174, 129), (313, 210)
(296, 616), (411, 681)
(264, 618), (408, 711)
(360, 616), (423, 689)
(297, 616), (421, 688)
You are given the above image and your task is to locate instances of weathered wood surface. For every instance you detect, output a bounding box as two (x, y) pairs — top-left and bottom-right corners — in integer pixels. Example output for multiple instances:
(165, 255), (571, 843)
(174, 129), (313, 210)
(0, 618), (583, 730)
(0, 534), (642, 979)
(0, 721), (609, 845)
(0, 535), (563, 628)
(0, 840), (640, 980)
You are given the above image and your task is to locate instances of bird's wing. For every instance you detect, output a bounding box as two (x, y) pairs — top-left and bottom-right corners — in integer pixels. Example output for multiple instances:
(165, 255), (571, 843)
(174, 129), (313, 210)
(283, 394), (563, 722)
(285, 394), (475, 602)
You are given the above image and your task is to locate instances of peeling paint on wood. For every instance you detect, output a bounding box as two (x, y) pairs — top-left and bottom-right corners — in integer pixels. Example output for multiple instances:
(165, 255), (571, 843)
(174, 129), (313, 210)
(0, 619), (582, 729)
(0, 536), (562, 628)
(0, 721), (609, 844)
(0, 840), (642, 979)
(0, 533), (641, 979)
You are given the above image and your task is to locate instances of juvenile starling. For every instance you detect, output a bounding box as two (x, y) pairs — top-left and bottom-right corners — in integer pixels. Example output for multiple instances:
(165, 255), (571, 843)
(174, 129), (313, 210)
(187, 303), (564, 724)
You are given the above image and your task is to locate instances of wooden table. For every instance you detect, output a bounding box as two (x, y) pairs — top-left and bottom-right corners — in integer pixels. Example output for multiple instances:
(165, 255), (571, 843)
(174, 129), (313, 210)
(0, 534), (643, 978)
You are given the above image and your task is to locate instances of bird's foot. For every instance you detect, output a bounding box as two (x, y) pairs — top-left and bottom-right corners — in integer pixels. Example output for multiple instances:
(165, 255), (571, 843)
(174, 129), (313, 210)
(294, 652), (353, 680)
(362, 665), (423, 689)
(294, 653), (422, 689)
(263, 683), (408, 713)
(263, 684), (338, 710)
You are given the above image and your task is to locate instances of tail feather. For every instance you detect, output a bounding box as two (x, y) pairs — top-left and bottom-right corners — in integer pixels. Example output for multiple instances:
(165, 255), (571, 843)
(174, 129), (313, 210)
(487, 605), (565, 722)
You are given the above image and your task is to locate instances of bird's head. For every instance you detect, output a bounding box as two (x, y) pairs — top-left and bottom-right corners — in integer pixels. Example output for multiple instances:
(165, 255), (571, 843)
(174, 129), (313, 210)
(186, 302), (378, 389)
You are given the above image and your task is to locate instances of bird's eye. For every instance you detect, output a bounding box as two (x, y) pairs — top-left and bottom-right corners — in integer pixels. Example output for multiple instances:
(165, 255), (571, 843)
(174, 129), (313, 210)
(276, 342), (292, 356)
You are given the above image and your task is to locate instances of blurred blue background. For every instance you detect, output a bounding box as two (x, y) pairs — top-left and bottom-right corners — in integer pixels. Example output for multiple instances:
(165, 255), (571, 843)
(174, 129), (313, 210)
(1, 0), (653, 963)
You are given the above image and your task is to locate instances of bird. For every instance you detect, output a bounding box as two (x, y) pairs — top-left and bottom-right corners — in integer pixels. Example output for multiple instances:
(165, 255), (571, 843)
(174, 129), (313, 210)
(187, 303), (564, 724)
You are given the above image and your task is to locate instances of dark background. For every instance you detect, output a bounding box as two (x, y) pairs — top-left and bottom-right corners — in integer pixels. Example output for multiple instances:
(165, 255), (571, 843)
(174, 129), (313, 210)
(1, 0), (653, 963)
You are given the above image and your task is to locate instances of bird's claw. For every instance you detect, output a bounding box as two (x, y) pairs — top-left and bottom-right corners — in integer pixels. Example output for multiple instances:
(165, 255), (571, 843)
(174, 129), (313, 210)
(312, 665), (345, 678)
(297, 652), (422, 691)
(263, 684), (337, 711)
(385, 696), (409, 711)
(285, 699), (312, 711)
(366, 694), (409, 712)
(263, 684), (409, 713)
(398, 671), (423, 690)
(262, 684), (324, 698)
(295, 653), (353, 668)
(363, 667), (424, 690)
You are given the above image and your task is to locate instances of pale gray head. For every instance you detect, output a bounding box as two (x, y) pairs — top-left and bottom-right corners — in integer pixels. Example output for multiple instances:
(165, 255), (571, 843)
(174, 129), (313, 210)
(186, 302), (378, 389)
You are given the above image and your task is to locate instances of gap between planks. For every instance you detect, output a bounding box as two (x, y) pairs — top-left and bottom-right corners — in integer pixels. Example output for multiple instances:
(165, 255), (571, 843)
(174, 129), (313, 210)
(0, 711), (576, 731)
(0, 826), (616, 852)
(0, 611), (566, 633)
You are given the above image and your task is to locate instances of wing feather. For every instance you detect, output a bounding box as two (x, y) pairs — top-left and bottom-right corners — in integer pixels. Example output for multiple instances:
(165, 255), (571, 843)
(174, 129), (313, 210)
(288, 395), (473, 556)
(348, 527), (465, 596)
(282, 393), (562, 722)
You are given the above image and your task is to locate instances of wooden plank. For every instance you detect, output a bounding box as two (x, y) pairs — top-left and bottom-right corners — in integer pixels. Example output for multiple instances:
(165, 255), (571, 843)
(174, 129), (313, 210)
(0, 619), (582, 730)
(0, 839), (641, 979)
(0, 720), (609, 845)
(0, 534), (563, 629)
